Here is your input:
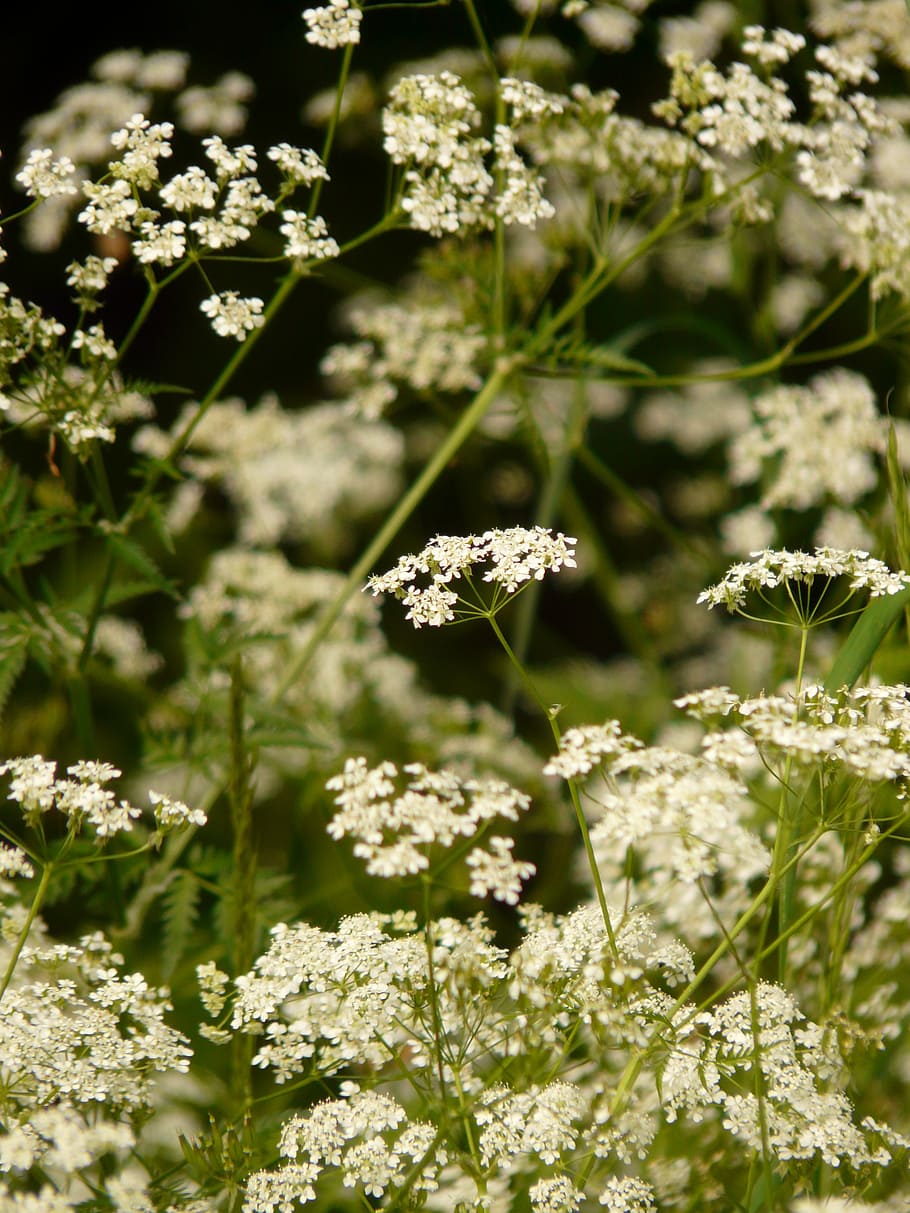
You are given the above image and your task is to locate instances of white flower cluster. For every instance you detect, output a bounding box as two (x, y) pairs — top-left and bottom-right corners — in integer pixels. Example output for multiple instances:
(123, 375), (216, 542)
(383, 71), (554, 235)
(0, 756), (139, 839)
(729, 369), (885, 510)
(199, 290), (265, 339)
(302, 0), (362, 49)
(2, 361), (153, 455)
(65, 254), (119, 299)
(279, 210), (340, 261)
(107, 112), (174, 188)
(135, 392), (403, 545)
(0, 284), (65, 398)
(679, 682), (910, 786)
(0, 842), (34, 879)
(14, 48), (255, 249)
(326, 756), (534, 897)
(841, 188), (910, 300)
(544, 720), (643, 780)
(267, 142), (330, 185)
(663, 983), (892, 1168)
(245, 1090), (438, 1210)
(477, 1081), (586, 1166)
(548, 723), (769, 884)
(698, 548), (910, 611)
(230, 899), (695, 1206)
(322, 295), (485, 418)
(367, 526), (577, 628)
(15, 148), (78, 199)
(0, 755), (206, 840)
(0, 926), (192, 1191)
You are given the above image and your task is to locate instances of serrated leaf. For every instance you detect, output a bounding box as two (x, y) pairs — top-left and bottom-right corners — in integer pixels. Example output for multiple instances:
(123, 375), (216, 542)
(145, 497), (176, 555)
(0, 462), (28, 520)
(104, 533), (179, 599)
(160, 869), (202, 979)
(0, 617), (29, 723)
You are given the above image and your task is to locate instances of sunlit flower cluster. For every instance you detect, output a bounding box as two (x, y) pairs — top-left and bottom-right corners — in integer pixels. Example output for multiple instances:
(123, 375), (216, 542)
(698, 548), (910, 612)
(326, 756), (534, 896)
(368, 526), (577, 627)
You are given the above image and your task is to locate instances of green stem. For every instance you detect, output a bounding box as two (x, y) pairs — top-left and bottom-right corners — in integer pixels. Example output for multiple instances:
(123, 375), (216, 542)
(0, 860), (54, 1001)
(125, 268), (302, 529)
(267, 356), (519, 705)
(774, 626), (811, 983)
(502, 370), (589, 716)
(559, 272), (867, 390)
(310, 40), (356, 216)
(229, 657), (257, 1117)
(486, 612), (619, 958)
(421, 878), (450, 1099)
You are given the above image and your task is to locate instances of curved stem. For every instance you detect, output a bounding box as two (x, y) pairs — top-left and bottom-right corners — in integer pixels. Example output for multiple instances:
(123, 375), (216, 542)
(0, 859), (54, 1001)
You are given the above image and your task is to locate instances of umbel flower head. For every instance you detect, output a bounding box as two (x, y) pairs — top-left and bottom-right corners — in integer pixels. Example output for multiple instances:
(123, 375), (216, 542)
(326, 757), (535, 901)
(698, 547), (910, 623)
(367, 526), (577, 627)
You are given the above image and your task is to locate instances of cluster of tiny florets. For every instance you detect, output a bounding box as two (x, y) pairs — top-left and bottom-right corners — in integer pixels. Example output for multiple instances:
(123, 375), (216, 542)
(698, 548), (910, 611)
(326, 756), (535, 897)
(0, 755), (206, 840)
(302, 0), (362, 49)
(367, 527), (577, 627)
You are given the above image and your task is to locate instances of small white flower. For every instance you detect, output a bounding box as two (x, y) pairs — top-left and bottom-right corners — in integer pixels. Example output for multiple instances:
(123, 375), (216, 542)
(279, 211), (340, 261)
(149, 789), (207, 830)
(16, 148), (78, 199)
(200, 291), (266, 339)
(267, 144), (329, 185)
(303, 0), (362, 48)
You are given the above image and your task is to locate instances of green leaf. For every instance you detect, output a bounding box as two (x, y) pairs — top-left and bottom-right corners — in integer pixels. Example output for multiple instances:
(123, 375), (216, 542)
(160, 868), (202, 979)
(0, 615), (30, 723)
(0, 476), (87, 575)
(824, 587), (910, 692)
(104, 533), (179, 599)
(582, 345), (656, 376)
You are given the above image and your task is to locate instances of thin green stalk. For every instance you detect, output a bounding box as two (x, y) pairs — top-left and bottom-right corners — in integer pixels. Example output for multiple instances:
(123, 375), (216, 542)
(421, 877), (451, 1100)
(125, 268), (302, 529)
(773, 625), (811, 983)
(310, 40), (356, 216)
(462, 0), (500, 82)
(569, 272), (867, 390)
(502, 372), (590, 715)
(228, 657), (257, 1117)
(704, 810), (909, 1013)
(0, 859), (54, 1001)
(486, 612), (619, 958)
(267, 356), (519, 705)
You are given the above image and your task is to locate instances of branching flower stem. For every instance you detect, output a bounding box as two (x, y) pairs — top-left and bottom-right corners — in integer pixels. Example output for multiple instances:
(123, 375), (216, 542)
(485, 612), (619, 960)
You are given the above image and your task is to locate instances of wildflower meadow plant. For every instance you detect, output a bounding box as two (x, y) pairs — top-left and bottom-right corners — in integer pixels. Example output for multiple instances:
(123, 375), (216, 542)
(3, 3), (910, 1210)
